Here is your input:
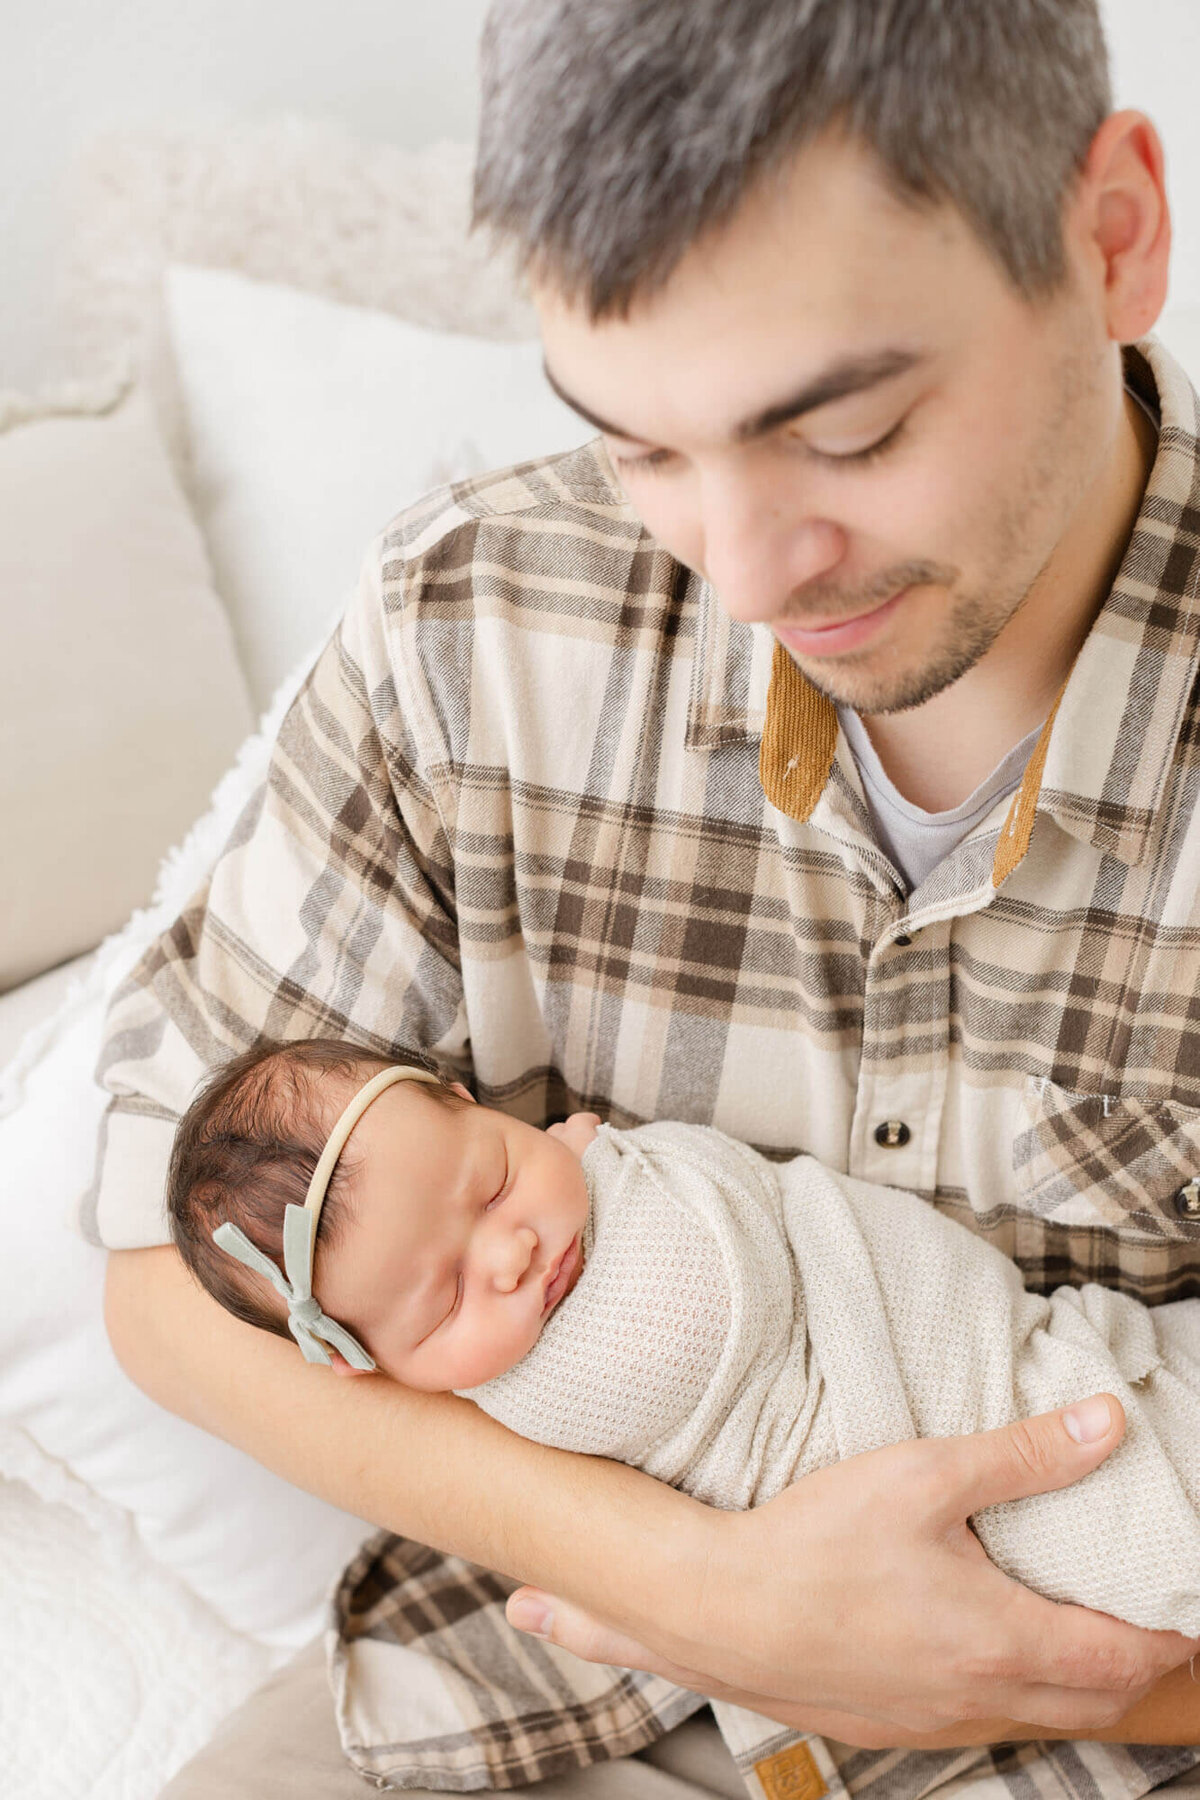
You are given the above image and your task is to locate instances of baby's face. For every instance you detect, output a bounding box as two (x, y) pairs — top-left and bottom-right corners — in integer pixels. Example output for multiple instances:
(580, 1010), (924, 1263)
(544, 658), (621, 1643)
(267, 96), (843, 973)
(312, 1084), (594, 1391)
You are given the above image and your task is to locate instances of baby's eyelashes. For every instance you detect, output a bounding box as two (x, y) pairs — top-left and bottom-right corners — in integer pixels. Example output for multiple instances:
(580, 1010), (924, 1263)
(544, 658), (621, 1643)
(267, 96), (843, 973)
(437, 1272), (464, 1331)
(483, 1152), (511, 1211)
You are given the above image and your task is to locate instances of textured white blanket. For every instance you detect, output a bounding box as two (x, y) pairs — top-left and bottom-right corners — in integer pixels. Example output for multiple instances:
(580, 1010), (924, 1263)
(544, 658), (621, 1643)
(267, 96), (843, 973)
(462, 1121), (1200, 1635)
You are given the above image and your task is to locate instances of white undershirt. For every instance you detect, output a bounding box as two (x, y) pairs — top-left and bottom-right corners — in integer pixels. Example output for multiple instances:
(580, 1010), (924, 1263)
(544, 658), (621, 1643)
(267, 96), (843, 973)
(836, 707), (1043, 892)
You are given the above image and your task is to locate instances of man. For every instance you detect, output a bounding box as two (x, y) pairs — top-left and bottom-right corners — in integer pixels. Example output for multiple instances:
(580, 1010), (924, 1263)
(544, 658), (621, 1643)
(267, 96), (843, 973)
(102, 2), (1200, 1795)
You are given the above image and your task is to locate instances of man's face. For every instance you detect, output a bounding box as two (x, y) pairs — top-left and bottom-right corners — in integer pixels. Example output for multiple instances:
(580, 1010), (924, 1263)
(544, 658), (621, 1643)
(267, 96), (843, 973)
(535, 132), (1122, 716)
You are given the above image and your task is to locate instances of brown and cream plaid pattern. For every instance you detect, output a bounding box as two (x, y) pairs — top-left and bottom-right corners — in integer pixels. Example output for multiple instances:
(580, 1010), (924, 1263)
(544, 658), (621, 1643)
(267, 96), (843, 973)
(328, 1520), (1200, 1799)
(90, 336), (1200, 1795)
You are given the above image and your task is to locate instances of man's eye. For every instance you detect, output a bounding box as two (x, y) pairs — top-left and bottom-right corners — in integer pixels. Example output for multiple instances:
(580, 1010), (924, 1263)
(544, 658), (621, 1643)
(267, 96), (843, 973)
(808, 417), (909, 467)
(610, 445), (673, 476)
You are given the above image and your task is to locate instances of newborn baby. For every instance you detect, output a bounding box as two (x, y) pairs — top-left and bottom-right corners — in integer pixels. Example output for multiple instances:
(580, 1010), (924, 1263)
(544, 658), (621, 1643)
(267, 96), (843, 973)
(168, 1036), (1200, 1649)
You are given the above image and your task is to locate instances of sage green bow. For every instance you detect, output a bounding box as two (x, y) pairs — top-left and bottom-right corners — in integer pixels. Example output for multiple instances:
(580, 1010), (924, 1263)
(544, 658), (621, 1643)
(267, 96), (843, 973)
(213, 1210), (377, 1369)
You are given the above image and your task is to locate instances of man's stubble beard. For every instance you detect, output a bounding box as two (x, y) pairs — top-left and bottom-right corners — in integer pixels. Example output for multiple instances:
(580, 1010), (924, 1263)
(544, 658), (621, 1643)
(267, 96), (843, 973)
(781, 321), (1107, 719)
(793, 574), (1040, 717)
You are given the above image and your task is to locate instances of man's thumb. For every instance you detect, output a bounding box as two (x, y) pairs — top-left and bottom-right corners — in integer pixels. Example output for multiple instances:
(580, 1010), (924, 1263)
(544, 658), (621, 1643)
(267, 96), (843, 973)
(948, 1393), (1126, 1518)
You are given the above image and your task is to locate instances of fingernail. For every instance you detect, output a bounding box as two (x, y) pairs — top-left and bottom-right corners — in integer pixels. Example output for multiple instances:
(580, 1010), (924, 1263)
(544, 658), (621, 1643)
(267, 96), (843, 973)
(1064, 1396), (1113, 1443)
(508, 1595), (553, 1638)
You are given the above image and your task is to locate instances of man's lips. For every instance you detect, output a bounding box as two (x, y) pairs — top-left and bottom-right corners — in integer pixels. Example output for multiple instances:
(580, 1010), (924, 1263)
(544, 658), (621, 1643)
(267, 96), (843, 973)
(774, 585), (911, 658)
(542, 1234), (582, 1313)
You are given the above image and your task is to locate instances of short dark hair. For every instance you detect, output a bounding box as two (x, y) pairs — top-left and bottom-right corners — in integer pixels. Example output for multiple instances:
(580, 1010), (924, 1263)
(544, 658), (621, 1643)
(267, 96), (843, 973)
(474, 0), (1112, 318)
(166, 1038), (465, 1344)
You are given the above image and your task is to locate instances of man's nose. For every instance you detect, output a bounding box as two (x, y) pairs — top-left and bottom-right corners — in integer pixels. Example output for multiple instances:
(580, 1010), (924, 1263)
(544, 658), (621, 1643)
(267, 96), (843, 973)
(699, 471), (847, 625)
(485, 1224), (538, 1294)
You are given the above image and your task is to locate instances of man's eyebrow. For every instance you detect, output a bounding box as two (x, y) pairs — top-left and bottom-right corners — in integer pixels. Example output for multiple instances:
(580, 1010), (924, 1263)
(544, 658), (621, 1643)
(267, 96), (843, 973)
(542, 347), (925, 447)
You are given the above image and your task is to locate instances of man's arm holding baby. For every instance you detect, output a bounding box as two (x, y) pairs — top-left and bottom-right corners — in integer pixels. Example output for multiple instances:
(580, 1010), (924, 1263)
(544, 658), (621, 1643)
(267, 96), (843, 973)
(105, 1243), (1197, 1745)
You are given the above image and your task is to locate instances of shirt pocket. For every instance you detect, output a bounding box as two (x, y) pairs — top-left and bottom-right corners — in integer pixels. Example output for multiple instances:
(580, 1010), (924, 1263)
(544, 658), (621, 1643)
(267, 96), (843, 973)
(1012, 1077), (1200, 1244)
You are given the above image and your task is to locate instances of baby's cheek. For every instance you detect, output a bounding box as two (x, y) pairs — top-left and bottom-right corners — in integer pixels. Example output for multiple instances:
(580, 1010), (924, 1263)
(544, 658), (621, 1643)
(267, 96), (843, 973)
(445, 1309), (525, 1389)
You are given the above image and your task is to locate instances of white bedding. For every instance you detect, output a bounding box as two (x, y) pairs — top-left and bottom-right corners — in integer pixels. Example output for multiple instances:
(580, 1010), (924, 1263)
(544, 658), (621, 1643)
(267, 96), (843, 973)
(0, 1468), (274, 1800)
(0, 952), (94, 1070)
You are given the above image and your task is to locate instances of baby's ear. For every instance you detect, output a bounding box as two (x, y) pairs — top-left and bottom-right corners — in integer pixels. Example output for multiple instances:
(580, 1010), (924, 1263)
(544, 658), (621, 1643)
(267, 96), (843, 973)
(328, 1349), (369, 1379)
(448, 1081), (475, 1104)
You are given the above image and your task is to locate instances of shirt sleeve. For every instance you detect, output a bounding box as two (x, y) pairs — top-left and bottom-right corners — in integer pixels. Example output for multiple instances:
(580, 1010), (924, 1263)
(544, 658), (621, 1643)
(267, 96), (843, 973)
(83, 538), (467, 1248)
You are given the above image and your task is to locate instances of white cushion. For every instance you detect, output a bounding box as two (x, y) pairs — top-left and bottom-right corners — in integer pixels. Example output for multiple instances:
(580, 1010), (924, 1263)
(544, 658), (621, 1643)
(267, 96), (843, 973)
(165, 265), (589, 705)
(0, 389), (254, 991)
(0, 951), (95, 1071)
(0, 655), (372, 1650)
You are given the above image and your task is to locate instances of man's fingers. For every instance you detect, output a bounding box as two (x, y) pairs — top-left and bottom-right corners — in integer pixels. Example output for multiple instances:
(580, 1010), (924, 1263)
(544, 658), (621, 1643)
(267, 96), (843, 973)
(1009, 1588), (1200, 1698)
(935, 1394), (1125, 1521)
(506, 1589), (726, 1692)
(504, 1591), (878, 1728)
(954, 1570), (1197, 1715)
(506, 1588), (660, 1670)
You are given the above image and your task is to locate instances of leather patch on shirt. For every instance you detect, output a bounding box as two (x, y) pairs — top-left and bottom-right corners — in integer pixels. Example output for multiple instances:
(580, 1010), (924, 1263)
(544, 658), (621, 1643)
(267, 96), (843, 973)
(753, 1739), (828, 1800)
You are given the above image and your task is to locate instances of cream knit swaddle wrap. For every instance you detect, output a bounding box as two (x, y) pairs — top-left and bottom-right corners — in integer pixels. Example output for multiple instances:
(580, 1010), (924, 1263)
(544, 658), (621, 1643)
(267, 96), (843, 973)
(461, 1120), (1200, 1634)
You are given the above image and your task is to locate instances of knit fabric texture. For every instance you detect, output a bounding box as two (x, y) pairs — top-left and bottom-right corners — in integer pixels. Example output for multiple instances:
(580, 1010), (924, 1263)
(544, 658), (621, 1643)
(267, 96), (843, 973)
(461, 1122), (1200, 1635)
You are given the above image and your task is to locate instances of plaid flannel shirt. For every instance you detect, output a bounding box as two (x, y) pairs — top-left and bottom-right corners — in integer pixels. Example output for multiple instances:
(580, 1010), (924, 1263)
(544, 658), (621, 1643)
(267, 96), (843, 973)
(90, 336), (1200, 1798)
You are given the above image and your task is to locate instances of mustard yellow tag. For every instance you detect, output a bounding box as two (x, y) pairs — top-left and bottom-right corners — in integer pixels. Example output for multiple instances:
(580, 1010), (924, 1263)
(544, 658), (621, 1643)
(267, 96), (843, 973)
(752, 1738), (828, 1800)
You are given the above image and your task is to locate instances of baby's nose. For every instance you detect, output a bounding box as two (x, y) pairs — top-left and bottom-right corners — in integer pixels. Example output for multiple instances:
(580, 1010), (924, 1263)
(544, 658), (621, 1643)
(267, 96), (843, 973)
(490, 1225), (538, 1294)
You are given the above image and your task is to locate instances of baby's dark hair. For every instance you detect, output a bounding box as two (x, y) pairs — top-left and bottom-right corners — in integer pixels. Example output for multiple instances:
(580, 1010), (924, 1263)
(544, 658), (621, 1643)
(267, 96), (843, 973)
(166, 1037), (467, 1343)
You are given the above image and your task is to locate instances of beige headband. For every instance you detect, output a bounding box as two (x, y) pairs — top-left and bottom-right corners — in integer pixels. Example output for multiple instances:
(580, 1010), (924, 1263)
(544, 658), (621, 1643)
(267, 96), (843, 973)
(303, 1063), (444, 1229)
(211, 1062), (444, 1370)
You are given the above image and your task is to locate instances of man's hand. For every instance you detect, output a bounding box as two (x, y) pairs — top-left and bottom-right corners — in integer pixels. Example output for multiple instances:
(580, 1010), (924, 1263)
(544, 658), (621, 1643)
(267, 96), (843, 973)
(506, 1395), (1200, 1743)
(546, 1113), (602, 1157)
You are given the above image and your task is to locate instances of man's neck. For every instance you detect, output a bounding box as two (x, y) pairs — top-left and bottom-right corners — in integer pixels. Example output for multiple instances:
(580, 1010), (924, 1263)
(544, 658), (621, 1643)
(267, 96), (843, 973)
(854, 387), (1159, 813)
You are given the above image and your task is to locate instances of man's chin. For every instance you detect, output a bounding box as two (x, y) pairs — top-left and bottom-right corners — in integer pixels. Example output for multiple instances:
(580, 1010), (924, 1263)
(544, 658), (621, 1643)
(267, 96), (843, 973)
(780, 623), (1001, 718)
(779, 646), (929, 716)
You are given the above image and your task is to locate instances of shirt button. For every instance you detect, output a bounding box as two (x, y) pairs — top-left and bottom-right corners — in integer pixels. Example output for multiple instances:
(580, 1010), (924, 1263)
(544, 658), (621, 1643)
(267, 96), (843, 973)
(1174, 1178), (1200, 1220)
(874, 1120), (912, 1149)
(894, 934), (913, 947)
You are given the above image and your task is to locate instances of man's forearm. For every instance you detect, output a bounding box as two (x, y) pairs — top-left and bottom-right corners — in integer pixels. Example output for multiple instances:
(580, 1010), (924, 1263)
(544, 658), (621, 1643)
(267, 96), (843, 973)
(104, 1246), (710, 1647)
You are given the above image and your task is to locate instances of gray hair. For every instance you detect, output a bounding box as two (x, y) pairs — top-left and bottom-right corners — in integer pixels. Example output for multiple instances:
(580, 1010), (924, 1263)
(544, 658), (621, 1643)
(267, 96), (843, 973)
(474, 0), (1112, 317)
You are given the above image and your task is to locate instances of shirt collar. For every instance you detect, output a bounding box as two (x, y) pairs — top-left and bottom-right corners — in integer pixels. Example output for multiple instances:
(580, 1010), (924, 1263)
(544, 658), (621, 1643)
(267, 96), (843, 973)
(688, 336), (1200, 882)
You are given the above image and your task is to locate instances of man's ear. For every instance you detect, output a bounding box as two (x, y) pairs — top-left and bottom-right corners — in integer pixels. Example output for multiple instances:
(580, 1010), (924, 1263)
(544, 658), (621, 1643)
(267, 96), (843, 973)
(1072, 109), (1171, 344)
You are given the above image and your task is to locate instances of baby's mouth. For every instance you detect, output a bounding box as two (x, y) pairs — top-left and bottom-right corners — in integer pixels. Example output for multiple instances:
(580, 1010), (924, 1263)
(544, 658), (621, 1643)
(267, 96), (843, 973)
(542, 1234), (582, 1313)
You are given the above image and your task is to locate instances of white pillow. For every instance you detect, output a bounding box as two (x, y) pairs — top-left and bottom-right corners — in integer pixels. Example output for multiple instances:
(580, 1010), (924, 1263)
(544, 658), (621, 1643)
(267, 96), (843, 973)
(0, 387), (254, 991)
(0, 653), (372, 1650)
(165, 265), (589, 705)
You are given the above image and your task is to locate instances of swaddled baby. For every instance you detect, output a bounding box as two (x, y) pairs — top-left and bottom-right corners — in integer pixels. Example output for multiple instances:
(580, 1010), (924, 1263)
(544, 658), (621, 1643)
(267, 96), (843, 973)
(168, 1036), (1200, 1640)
